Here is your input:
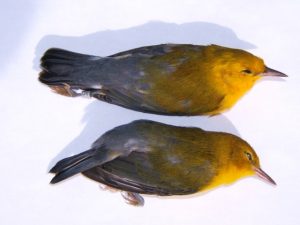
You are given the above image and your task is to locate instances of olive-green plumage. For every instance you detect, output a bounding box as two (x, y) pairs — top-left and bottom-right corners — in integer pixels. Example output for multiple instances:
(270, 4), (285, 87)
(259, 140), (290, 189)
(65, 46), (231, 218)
(39, 44), (287, 116)
(50, 120), (275, 206)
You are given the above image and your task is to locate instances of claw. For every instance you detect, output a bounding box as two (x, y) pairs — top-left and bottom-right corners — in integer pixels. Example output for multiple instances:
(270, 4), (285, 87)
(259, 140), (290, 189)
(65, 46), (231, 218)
(121, 191), (144, 206)
(62, 83), (79, 97)
(88, 90), (112, 102)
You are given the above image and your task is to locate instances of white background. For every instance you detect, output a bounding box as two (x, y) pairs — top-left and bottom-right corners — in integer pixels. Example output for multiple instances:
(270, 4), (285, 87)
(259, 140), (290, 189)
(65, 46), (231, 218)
(1, 0), (300, 224)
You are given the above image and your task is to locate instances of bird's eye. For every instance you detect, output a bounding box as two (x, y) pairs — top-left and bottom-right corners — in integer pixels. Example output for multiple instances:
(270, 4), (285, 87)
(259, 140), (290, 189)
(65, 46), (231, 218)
(244, 151), (253, 161)
(242, 69), (252, 74)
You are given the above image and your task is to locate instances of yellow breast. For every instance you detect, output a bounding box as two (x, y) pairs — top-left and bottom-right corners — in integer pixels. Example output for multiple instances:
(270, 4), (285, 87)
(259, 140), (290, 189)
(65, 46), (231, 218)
(208, 75), (261, 115)
(201, 166), (255, 192)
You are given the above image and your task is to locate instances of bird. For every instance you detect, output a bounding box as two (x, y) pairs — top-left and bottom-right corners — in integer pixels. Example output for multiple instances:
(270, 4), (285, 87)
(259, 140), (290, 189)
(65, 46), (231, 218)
(49, 120), (276, 206)
(39, 44), (287, 116)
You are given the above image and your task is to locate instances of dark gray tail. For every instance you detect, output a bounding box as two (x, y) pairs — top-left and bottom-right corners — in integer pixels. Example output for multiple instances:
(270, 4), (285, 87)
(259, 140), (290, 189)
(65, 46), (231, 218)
(50, 149), (99, 184)
(39, 48), (100, 96)
(50, 147), (119, 184)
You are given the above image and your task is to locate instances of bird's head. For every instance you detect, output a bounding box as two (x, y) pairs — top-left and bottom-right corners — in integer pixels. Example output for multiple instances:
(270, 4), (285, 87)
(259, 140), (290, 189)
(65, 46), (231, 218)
(204, 45), (287, 92)
(201, 133), (276, 191)
(229, 136), (276, 186)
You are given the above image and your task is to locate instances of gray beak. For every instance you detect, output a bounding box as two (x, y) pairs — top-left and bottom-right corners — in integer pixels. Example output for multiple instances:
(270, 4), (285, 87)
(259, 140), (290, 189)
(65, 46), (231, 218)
(260, 66), (288, 77)
(254, 167), (277, 185)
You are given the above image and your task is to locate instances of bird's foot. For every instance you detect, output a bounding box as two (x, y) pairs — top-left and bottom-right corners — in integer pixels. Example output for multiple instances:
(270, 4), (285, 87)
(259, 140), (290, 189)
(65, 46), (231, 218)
(83, 89), (112, 102)
(57, 83), (85, 97)
(54, 83), (107, 99)
(121, 191), (144, 207)
(49, 83), (81, 97)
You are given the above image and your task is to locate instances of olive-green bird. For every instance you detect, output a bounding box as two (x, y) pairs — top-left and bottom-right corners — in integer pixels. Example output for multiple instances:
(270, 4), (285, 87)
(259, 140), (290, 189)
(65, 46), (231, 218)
(50, 120), (276, 206)
(39, 44), (287, 116)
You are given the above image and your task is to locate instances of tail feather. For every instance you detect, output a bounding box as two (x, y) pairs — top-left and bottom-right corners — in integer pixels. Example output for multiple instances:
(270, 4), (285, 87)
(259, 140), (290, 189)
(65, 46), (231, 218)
(50, 149), (96, 184)
(39, 48), (99, 96)
(50, 147), (119, 184)
(40, 48), (92, 71)
(50, 150), (94, 173)
(50, 158), (100, 184)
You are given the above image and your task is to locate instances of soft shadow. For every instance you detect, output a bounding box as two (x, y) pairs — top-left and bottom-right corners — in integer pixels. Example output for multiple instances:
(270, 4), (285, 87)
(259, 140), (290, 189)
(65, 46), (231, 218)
(34, 21), (255, 70)
(41, 21), (253, 169)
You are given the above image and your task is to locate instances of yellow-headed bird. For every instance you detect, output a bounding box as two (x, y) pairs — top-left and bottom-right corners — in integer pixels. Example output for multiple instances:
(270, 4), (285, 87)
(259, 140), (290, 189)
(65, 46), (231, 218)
(39, 44), (286, 115)
(50, 120), (276, 206)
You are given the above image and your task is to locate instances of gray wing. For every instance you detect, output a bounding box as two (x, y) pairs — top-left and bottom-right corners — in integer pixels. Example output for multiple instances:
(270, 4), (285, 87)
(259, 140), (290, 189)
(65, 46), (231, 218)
(82, 151), (201, 196)
(83, 120), (215, 196)
(88, 44), (202, 114)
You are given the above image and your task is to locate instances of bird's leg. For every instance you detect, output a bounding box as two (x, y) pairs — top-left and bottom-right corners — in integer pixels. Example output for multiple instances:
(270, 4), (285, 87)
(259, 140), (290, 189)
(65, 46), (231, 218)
(53, 84), (111, 100)
(121, 191), (144, 207)
(99, 184), (118, 193)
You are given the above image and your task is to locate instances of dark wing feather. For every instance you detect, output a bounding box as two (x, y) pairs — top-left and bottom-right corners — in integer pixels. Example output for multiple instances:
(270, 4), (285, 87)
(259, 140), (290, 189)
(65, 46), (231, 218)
(92, 88), (177, 115)
(93, 44), (203, 115)
(83, 152), (199, 196)
(83, 167), (176, 195)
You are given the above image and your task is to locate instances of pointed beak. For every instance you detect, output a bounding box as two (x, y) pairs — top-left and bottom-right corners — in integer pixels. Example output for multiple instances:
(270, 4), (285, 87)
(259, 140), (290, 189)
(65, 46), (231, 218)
(260, 66), (288, 77)
(254, 167), (276, 185)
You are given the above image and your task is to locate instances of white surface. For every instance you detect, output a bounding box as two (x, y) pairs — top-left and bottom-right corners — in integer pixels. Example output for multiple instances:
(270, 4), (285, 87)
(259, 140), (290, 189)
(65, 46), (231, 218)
(1, 0), (300, 224)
